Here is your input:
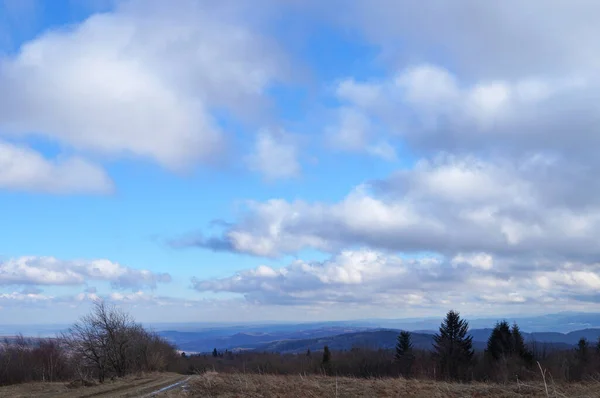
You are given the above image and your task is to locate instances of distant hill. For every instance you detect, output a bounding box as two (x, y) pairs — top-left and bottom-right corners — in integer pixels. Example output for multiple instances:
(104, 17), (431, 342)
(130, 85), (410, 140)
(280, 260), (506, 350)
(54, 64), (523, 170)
(252, 330), (487, 353)
(165, 327), (596, 354)
(159, 326), (373, 353)
(252, 329), (583, 354)
(157, 319), (600, 354)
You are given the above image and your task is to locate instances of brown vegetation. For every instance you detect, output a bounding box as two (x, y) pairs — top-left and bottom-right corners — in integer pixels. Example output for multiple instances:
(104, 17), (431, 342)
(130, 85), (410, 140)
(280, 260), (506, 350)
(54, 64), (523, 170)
(0, 301), (177, 387)
(185, 372), (600, 398)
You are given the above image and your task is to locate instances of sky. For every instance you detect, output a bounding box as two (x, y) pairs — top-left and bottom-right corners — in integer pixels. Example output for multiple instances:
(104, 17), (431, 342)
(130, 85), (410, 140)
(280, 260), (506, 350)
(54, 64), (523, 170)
(2, 0), (600, 324)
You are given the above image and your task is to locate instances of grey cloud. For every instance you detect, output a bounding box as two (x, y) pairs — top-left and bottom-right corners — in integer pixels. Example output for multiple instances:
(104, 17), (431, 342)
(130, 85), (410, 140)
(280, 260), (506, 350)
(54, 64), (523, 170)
(168, 233), (236, 253)
(330, 0), (600, 79)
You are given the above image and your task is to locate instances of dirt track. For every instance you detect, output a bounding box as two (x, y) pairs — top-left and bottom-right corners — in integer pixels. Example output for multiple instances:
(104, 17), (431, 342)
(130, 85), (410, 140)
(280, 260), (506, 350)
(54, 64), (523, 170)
(0, 373), (191, 398)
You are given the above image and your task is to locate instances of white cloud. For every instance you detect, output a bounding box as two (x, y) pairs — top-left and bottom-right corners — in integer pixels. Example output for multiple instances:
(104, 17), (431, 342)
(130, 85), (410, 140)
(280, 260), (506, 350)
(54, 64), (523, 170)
(193, 249), (600, 311)
(0, 0), (285, 171)
(191, 153), (600, 260)
(334, 64), (591, 159)
(0, 140), (113, 194)
(452, 253), (494, 270)
(247, 129), (301, 180)
(0, 256), (171, 289)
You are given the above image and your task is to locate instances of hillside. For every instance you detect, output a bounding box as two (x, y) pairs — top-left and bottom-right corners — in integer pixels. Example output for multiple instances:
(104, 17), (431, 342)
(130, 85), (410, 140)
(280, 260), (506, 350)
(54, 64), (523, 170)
(162, 327), (590, 354)
(253, 330), (448, 353)
(159, 326), (372, 353)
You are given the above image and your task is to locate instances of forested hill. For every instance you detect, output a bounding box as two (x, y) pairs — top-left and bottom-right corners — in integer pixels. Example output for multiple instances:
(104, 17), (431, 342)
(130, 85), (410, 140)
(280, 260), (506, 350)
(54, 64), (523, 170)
(161, 327), (598, 354)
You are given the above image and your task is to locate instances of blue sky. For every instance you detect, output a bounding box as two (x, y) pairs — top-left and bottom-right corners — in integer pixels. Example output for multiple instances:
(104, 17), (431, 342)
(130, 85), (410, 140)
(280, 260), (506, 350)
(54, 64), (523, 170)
(2, 0), (600, 324)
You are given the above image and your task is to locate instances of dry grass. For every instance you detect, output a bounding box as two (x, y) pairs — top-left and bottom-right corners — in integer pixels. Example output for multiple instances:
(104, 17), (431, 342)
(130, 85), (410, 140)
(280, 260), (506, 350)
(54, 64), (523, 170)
(183, 372), (600, 398)
(0, 372), (187, 398)
(4, 372), (600, 397)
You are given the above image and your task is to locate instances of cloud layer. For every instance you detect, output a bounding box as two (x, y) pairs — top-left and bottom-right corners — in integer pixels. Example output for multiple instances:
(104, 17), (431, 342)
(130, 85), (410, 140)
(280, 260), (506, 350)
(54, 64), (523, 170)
(192, 249), (600, 312)
(0, 256), (171, 289)
(0, 0), (288, 192)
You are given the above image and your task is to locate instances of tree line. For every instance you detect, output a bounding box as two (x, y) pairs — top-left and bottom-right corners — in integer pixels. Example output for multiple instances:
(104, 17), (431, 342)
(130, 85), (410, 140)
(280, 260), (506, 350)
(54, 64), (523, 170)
(177, 310), (600, 383)
(0, 301), (177, 387)
(4, 307), (600, 387)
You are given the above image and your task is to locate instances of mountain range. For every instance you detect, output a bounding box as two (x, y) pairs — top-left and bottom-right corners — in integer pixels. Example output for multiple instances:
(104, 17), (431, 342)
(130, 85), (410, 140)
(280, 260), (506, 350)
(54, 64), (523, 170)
(159, 326), (599, 354)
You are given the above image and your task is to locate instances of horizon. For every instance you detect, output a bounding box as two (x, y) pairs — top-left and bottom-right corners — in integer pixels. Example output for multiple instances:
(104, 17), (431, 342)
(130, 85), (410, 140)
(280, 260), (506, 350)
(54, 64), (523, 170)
(3, 311), (600, 338)
(2, 1), (600, 324)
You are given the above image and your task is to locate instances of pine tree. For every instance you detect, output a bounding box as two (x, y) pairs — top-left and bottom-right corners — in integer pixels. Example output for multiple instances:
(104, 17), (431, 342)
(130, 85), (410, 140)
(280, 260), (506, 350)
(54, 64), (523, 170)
(322, 345), (331, 364)
(433, 310), (474, 380)
(511, 323), (533, 363)
(395, 331), (414, 377)
(572, 337), (590, 380)
(321, 345), (332, 375)
(575, 337), (589, 363)
(486, 320), (513, 360)
(212, 348), (218, 357)
(306, 348), (311, 357)
(395, 331), (413, 361)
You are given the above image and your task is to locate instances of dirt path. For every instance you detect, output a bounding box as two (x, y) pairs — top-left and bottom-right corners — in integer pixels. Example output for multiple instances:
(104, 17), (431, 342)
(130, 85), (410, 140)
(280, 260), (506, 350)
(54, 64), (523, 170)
(0, 373), (192, 398)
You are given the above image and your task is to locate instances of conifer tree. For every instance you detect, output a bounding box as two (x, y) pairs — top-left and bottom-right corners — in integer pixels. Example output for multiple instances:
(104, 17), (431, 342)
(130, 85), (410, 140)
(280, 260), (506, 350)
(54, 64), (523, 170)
(395, 331), (413, 361)
(433, 310), (474, 380)
(322, 345), (331, 365)
(511, 323), (533, 363)
(486, 320), (513, 360)
(575, 337), (589, 363)
(395, 330), (414, 376)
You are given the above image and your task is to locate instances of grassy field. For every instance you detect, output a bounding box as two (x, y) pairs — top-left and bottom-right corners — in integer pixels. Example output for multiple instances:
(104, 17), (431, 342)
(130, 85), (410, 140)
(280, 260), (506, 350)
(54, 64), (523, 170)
(3, 372), (600, 397)
(180, 372), (600, 398)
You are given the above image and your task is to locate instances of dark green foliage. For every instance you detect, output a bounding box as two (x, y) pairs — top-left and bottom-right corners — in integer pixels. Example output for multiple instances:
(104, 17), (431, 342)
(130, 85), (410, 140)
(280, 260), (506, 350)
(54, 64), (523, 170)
(395, 331), (413, 360)
(575, 337), (589, 363)
(486, 321), (533, 363)
(212, 348), (218, 357)
(484, 321), (534, 382)
(322, 346), (331, 364)
(395, 331), (414, 377)
(486, 320), (513, 360)
(571, 337), (591, 381)
(433, 310), (474, 380)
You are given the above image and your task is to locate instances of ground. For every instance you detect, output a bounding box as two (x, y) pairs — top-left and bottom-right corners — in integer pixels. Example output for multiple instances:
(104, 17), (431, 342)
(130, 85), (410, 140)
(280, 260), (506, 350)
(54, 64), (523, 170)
(181, 372), (600, 398)
(3, 372), (600, 397)
(0, 373), (188, 398)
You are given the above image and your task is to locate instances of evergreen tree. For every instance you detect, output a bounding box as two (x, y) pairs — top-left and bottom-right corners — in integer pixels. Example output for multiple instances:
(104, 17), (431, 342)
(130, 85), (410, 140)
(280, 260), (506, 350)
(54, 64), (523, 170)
(433, 310), (474, 380)
(511, 323), (533, 363)
(395, 331), (413, 361)
(575, 337), (589, 363)
(573, 337), (590, 380)
(321, 345), (332, 375)
(306, 348), (311, 357)
(486, 320), (513, 360)
(212, 348), (218, 357)
(322, 345), (331, 364)
(395, 331), (414, 376)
